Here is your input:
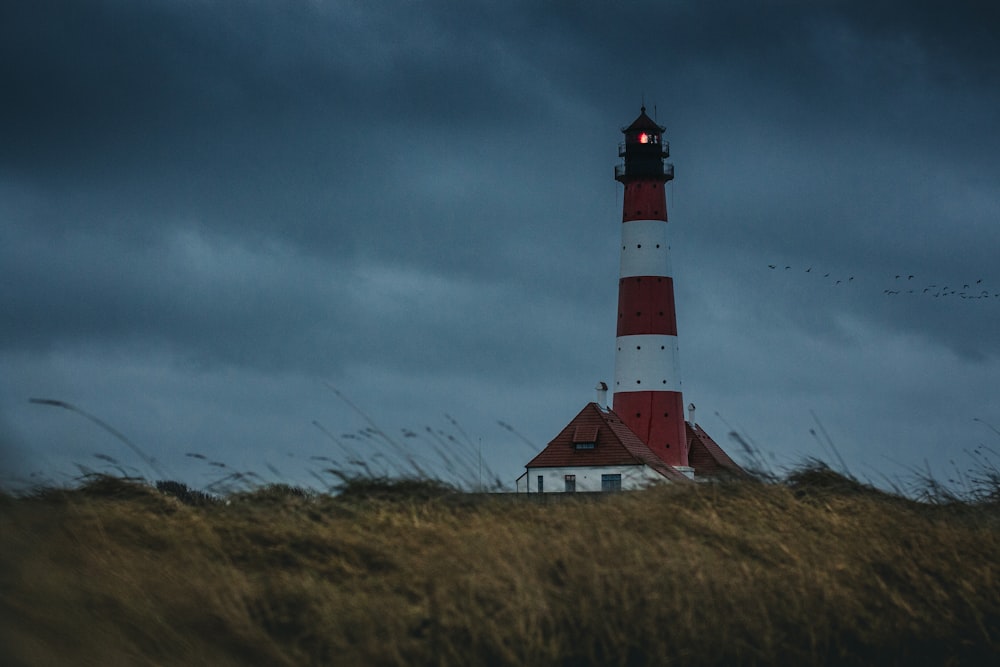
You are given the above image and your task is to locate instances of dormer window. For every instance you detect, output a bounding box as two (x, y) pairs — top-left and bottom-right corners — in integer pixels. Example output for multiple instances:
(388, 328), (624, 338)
(572, 425), (598, 449)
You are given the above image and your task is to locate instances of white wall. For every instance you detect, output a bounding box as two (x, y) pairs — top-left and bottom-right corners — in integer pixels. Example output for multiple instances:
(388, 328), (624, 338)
(523, 464), (665, 493)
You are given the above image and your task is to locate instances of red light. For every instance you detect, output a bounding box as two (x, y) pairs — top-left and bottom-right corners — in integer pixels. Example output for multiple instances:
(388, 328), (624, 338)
(639, 133), (649, 144)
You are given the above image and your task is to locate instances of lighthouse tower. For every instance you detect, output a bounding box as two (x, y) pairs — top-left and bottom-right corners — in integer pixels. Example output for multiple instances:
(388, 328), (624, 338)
(517, 106), (747, 493)
(613, 107), (688, 468)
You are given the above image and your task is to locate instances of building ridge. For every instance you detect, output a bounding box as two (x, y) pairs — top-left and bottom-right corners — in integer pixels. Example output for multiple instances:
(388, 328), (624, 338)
(525, 403), (692, 484)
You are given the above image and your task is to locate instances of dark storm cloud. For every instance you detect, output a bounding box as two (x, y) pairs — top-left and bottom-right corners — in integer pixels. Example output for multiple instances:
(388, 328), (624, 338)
(1, 2), (547, 240)
(1, 1), (552, 169)
(0, 214), (590, 383)
(0, 0), (613, 360)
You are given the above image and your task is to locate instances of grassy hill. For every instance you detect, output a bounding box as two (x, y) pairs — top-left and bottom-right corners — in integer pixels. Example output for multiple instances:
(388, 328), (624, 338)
(2, 468), (999, 666)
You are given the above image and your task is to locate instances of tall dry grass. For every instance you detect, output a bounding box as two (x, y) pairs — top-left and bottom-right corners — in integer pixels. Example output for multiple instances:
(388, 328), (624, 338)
(2, 467), (999, 666)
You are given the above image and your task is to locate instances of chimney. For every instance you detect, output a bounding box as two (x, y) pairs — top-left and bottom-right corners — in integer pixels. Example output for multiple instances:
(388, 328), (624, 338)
(687, 402), (696, 424)
(595, 381), (608, 408)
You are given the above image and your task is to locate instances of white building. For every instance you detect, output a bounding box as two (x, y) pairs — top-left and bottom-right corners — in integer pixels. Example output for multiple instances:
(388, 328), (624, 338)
(516, 401), (747, 493)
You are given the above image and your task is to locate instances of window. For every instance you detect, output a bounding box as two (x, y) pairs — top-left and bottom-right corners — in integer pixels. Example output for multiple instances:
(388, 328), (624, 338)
(601, 474), (622, 492)
(572, 425), (598, 450)
(537, 475), (544, 493)
(564, 475), (576, 493)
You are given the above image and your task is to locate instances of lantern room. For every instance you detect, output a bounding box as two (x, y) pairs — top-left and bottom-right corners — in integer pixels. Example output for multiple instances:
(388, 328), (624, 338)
(616, 106), (673, 183)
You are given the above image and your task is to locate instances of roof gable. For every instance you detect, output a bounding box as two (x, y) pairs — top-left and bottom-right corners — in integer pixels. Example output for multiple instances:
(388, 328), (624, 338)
(526, 403), (690, 482)
(686, 423), (750, 478)
(622, 107), (665, 134)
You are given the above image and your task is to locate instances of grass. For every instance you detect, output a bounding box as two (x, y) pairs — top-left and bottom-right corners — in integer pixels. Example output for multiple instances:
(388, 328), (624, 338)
(2, 465), (1000, 666)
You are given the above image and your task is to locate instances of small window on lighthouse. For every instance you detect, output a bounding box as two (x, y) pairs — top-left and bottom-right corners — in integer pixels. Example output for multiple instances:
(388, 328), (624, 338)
(639, 132), (649, 144)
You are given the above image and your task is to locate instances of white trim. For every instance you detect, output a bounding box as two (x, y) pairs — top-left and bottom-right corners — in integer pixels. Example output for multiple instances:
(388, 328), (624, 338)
(614, 334), (681, 392)
(620, 219), (672, 278)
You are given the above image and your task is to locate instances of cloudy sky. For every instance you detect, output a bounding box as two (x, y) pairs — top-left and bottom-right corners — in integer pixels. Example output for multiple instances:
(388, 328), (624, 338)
(2, 1), (999, 492)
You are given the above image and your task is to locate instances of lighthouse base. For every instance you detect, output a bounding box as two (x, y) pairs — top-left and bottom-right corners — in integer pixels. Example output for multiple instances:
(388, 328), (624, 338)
(612, 390), (688, 468)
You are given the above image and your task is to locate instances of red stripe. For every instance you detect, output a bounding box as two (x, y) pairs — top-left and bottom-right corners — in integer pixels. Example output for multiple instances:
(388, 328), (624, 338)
(622, 180), (668, 222)
(612, 391), (688, 467)
(617, 276), (678, 336)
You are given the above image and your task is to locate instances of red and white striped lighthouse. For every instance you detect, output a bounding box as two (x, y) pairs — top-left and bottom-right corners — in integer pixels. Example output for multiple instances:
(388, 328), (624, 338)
(612, 107), (688, 468)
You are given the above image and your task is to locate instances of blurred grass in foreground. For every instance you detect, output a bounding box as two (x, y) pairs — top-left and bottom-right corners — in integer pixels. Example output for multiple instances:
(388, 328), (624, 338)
(2, 465), (999, 666)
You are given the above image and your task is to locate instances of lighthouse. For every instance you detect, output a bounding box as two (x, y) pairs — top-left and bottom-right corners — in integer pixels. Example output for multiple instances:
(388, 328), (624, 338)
(517, 106), (746, 493)
(612, 106), (688, 468)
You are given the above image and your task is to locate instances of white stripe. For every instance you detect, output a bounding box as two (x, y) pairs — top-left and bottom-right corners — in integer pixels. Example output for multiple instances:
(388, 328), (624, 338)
(613, 334), (681, 392)
(620, 219), (672, 278)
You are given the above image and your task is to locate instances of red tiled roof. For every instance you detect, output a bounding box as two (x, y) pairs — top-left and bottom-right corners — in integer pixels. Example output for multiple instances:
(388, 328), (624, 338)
(572, 425), (599, 443)
(526, 403), (691, 482)
(686, 422), (750, 478)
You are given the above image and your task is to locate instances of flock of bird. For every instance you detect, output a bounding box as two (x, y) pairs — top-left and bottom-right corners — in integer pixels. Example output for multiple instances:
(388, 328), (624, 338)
(766, 264), (998, 300)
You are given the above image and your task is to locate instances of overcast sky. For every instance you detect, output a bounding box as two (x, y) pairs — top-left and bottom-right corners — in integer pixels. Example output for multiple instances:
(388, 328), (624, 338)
(2, 1), (999, 492)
